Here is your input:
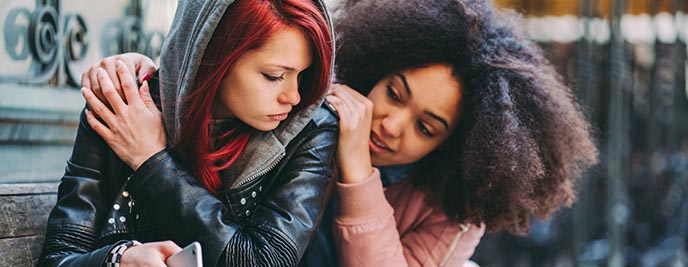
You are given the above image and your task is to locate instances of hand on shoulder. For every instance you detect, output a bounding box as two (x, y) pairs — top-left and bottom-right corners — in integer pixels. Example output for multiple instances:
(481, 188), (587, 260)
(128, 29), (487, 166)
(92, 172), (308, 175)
(326, 84), (374, 183)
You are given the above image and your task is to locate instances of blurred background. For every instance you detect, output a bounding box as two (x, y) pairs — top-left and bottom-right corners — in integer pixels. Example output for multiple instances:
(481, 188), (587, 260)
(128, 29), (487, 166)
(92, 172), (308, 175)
(475, 0), (688, 267)
(0, 0), (176, 182)
(0, 0), (686, 266)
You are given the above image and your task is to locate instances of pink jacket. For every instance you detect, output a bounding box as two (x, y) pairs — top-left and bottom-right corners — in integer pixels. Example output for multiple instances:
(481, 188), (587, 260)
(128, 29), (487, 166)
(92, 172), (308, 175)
(334, 168), (485, 267)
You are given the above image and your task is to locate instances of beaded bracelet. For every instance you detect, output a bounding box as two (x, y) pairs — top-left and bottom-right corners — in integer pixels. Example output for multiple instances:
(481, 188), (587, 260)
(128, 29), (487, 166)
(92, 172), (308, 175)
(105, 240), (142, 267)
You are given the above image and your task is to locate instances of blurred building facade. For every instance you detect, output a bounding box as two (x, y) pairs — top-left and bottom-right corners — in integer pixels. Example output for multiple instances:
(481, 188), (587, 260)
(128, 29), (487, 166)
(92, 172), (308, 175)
(0, 0), (176, 183)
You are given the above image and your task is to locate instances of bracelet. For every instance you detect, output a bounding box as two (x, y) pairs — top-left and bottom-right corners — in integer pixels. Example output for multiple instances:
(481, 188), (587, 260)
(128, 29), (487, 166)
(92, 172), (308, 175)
(105, 240), (142, 267)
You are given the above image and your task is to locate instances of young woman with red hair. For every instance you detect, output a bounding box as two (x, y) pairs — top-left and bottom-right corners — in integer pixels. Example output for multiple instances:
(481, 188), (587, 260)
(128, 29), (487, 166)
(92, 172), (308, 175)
(38, 0), (336, 266)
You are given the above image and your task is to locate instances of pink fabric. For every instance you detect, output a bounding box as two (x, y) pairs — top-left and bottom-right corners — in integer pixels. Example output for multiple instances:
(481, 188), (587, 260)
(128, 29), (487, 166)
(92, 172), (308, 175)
(334, 168), (484, 267)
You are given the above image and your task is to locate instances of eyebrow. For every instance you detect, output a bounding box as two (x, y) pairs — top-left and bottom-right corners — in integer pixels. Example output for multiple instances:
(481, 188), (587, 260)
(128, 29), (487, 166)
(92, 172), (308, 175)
(393, 72), (450, 130)
(269, 64), (296, 71)
(424, 111), (450, 130)
(393, 73), (412, 97)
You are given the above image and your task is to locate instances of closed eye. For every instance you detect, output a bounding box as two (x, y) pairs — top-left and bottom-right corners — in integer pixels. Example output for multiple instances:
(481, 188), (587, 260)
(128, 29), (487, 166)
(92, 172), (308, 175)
(263, 73), (285, 82)
(418, 121), (435, 137)
(386, 85), (401, 102)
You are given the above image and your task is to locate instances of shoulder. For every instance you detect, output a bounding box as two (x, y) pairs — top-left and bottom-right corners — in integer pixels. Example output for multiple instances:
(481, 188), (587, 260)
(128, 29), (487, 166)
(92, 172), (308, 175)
(310, 101), (339, 128)
(385, 180), (445, 220)
(284, 103), (339, 152)
(385, 179), (425, 200)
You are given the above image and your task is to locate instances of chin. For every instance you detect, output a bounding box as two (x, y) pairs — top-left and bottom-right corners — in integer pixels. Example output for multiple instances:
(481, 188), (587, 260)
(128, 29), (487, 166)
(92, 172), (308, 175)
(372, 156), (416, 167)
(371, 157), (393, 167)
(250, 121), (280, 132)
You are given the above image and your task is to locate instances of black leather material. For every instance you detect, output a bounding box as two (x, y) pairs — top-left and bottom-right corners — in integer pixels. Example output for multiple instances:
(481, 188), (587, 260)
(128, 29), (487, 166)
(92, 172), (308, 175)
(38, 89), (339, 267)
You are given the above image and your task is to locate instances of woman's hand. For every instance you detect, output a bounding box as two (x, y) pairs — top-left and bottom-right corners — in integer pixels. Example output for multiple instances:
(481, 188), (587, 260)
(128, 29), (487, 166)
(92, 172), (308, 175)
(326, 84), (374, 184)
(121, 240), (181, 267)
(82, 60), (166, 171)
(82, 52), (157, 105)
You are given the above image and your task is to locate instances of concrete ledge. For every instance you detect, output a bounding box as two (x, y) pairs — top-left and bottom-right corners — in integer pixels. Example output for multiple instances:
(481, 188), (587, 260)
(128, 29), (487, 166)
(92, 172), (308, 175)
(0, 84), (80, 183)
(0, 84), (83, 123)
(0, 145), (71, 183)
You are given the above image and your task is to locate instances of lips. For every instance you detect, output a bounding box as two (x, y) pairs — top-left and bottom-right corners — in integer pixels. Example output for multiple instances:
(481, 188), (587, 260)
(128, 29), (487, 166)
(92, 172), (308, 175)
(268, 112), (289, 121)
(370, 132), (392, 152)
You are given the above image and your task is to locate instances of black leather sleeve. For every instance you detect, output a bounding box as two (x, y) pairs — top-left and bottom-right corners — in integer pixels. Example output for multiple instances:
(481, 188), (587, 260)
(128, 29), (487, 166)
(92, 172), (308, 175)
(37, 109), (122, 267)
(126, 122), (338, 267)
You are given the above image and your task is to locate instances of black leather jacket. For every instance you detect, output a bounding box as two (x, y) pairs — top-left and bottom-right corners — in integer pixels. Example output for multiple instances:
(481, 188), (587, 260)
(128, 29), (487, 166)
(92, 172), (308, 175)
(38, 96), (338, 267)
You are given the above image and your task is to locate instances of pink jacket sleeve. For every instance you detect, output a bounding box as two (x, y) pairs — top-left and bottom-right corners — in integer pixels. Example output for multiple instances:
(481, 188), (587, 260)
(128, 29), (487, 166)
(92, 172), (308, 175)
(333, 168), (484, 267)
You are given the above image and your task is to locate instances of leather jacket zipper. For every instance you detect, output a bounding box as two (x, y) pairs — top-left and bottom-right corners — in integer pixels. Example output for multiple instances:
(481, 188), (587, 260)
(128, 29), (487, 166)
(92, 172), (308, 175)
(234, 152), (285, 188)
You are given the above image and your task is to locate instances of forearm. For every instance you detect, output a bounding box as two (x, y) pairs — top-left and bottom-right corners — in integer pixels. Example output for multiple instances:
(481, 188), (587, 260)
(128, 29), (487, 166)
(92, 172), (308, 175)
(334, 169), (407, 267)
(39, 109), (121, 267)
(127, 129), (337, 267)
(126, 150), (240, 266)
(38, 234), (118, 267)
(334, 170), (476, 267)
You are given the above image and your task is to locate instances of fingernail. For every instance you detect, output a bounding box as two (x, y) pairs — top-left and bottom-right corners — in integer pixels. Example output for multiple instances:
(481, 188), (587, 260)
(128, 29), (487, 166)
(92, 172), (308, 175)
(115, 60), (123, 69)
(141, 73), (151, 81)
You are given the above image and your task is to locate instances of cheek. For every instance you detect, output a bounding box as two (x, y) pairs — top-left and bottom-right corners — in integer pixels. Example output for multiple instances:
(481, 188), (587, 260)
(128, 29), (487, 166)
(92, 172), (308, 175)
(228, 77), (264, 103)
(368, 94), (389, 118)
(402, 138), (440, 161)
(217, 79), (235, 105)
(367, 87), (385, 103)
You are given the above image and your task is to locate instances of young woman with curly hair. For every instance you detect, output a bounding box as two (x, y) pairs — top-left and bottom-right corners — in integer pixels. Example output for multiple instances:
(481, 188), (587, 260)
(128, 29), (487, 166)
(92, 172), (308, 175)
(307, 0), (598, 266)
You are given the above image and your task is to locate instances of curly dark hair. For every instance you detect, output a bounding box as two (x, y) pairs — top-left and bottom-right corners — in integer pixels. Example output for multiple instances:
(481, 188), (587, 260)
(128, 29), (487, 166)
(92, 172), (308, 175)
(334, 0), (599, 234)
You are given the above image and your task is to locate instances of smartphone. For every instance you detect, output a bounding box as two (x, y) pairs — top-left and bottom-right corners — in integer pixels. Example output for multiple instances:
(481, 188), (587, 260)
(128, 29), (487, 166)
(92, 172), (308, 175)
(166, 241), (203, 267)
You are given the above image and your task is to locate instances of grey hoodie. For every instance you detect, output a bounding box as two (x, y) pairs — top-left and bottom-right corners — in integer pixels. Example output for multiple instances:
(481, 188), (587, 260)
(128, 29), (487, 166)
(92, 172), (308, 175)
(159, 0), (336, 189)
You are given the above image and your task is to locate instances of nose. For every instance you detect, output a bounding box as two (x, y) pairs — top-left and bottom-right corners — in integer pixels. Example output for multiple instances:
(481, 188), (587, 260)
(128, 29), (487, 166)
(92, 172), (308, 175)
(380, 111), (408, 138)
(278, 79), (301, 106)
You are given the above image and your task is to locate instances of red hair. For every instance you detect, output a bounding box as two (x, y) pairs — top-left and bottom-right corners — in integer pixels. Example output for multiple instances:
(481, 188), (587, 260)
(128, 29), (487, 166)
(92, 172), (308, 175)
(176, 0), (333, 193)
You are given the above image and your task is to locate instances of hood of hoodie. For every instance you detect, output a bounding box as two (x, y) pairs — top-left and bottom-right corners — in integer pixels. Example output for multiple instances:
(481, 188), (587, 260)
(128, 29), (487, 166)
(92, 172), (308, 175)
(159, 0), (335, 189)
